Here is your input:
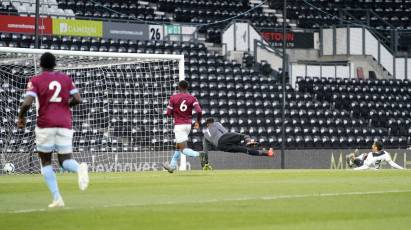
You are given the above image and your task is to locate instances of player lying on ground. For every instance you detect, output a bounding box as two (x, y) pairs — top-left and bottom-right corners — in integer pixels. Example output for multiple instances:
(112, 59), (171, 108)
(163, 80), (203, 173)
(199, 118), (275, 168)
(346, 141), (404, 170)
(17, 52), (89, 208)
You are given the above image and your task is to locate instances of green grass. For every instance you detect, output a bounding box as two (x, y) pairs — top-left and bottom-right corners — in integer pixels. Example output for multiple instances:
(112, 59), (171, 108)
(1, 170), (411, 230)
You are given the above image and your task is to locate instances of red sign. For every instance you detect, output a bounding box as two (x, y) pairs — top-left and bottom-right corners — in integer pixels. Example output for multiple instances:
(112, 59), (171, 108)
(260, 30), (314, 49)
(261, 32), (295, 42)
(0, 15), (52, 34)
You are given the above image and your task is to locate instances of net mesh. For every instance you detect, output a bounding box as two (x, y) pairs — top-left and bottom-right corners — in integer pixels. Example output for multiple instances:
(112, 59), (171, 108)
(0, 49), (181, 173)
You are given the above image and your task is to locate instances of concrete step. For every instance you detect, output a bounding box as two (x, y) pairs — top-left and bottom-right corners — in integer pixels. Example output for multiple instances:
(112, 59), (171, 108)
(365, 56), (391, 78)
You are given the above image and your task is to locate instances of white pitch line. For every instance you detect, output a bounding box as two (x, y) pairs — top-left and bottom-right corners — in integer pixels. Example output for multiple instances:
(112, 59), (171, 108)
(12, 208), (46, 214)
(6, 189), (411, 214)
(10, 207), (74, 214)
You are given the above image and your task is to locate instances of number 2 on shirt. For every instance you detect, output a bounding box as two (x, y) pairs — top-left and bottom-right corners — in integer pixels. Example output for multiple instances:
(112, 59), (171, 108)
(49, 81), (62, 102)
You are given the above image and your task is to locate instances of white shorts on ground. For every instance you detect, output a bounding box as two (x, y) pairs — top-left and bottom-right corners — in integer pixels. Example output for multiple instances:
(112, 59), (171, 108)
(174, 124), (191, 143)
(35, 127), (74, 153)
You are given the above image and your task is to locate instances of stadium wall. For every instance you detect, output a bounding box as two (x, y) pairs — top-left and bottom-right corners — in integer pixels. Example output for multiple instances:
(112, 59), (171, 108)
(197, 149), (411, 170)
(3, 150), (410, 173)
(321, 26), (410, 79)
(0, 15), (196, 41)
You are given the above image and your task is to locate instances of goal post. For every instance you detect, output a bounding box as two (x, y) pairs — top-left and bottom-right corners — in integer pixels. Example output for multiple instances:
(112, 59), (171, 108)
(0, 47), (188, 173)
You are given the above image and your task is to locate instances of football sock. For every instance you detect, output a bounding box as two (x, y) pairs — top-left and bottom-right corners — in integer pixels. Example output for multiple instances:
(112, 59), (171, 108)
(42, 165), (61, 201)
(200, 152), (209, 167)
(62, 159), (80, 173)
(182, 148), (200, 157)
(170, 150), (181, 169)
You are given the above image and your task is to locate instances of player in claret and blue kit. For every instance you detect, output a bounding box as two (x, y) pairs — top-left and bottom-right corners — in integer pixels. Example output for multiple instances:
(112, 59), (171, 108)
(17, 52), (89, 208)
(163, 80), (203, 173)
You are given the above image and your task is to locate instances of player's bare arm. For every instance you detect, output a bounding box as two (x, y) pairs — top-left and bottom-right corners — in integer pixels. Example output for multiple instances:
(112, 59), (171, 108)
(17, 95), (35, 128)
(69, 92), (81, 107)
(165, 97), (173, 117)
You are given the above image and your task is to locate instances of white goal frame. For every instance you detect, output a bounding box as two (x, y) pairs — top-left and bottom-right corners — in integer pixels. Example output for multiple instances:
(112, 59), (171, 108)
(0, 47), (188, 171)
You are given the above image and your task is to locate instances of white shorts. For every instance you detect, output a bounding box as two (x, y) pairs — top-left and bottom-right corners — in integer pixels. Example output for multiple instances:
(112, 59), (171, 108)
(35, 127), (74, 154)
(174, 124), (191, 143)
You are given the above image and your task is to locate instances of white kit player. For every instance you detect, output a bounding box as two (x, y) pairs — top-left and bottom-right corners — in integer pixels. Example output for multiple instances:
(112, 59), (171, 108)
(17, 52), (89, 208)
(347, 141), (404, 170)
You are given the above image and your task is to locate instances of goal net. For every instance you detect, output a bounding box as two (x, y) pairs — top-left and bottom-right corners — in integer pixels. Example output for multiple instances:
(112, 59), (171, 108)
(0, 47), (187, 174)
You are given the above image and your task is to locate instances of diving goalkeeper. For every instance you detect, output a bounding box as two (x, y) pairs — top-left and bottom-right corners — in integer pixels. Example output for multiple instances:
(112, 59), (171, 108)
(199, 118), (275, 168)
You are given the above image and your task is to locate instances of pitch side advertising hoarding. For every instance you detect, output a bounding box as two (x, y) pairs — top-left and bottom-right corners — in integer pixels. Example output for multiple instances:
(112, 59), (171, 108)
(3, 149), (410, 173)
(0, 15), (52, 34)
(52, 19), (103, 37)
(194, 149), (411, 170)
(103, 22), (148, 40)
(0, 16), (197, 42)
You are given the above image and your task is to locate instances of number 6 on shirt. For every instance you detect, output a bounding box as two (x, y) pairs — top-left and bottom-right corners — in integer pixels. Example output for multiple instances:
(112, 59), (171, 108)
(179, 100), (187, 112)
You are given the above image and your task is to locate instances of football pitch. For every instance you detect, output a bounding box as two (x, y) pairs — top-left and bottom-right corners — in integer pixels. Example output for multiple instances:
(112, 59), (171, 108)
(1, 170), (411, 230)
